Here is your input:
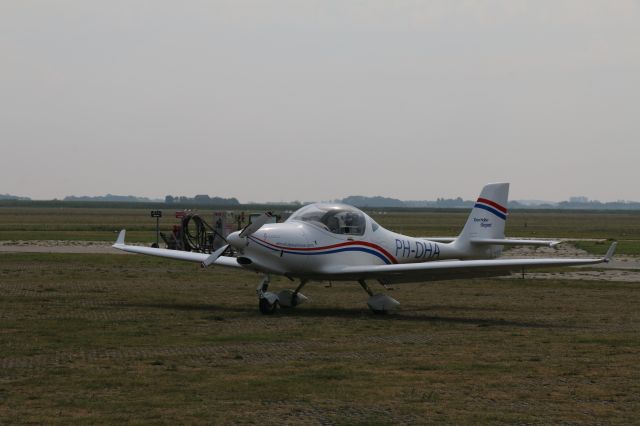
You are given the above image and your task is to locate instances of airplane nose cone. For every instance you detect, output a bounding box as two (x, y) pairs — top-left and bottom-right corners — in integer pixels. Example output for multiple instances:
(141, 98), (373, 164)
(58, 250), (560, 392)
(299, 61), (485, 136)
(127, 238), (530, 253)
(227, 231), (243, 250)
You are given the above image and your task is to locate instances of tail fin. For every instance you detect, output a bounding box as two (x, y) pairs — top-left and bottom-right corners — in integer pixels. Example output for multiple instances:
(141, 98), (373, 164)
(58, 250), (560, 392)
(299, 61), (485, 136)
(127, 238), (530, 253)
(458, 182), (509, 243)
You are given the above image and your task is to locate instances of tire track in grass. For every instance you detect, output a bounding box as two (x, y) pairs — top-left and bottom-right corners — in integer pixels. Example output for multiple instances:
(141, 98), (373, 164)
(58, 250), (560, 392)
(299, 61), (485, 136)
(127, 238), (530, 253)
(0, 342), (387, 370)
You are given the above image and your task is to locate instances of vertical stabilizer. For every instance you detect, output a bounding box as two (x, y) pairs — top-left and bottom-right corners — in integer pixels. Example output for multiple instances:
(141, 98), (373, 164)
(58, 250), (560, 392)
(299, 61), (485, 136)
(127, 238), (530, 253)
(454, 183), (510, 257)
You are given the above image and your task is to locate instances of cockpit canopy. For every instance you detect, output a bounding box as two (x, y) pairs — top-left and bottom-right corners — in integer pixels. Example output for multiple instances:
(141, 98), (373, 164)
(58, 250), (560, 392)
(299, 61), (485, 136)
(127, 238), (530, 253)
(287, 203), (367, 236)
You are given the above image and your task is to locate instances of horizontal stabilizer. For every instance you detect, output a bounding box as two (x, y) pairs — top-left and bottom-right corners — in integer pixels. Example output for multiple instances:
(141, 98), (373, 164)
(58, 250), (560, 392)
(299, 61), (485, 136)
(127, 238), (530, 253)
(421, 237), (561, 247)
(422, 237), (456, 243)
(470, 238), (560, 247)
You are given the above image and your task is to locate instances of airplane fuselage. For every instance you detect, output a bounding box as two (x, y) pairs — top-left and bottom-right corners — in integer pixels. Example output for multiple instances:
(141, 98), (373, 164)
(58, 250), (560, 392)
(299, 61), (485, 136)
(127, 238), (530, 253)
(227, 212), (466, 279)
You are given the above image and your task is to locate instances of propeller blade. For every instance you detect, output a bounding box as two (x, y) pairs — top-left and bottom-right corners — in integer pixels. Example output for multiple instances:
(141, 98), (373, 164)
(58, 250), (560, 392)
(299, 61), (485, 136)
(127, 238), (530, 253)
(239, 212), (273, 238)
(201, 244), (230, 268)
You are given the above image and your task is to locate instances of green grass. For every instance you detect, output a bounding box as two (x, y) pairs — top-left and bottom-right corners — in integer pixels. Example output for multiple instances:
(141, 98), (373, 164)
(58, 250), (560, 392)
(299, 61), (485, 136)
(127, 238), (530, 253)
(1, 205), (640, 421)
(0, 207), (168, 243)
(572, 239), (640, 256)
(1, 253), (639, 423)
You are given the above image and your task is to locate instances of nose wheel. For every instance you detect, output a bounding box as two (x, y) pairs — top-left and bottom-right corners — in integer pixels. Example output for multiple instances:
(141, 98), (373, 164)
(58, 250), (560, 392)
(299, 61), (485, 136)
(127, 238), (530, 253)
(256, 275), (279, 315)
(255, 275), (309, 314)
(259, 297), (279, 315)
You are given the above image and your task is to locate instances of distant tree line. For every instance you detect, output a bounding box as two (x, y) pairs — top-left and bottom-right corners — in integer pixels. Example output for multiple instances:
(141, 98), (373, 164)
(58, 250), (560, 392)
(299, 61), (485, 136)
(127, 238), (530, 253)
(340, 195), (640, 210)
(341, 195), (405, 208)
(64, 194), (158, 202)
(165, 195), (240, 205)
(0, 194), (31, 201)
(405, 197), (475, 208)
(5, 192), (640, 210)
(553, 200), (640, 210)
(343, 196), (475, 208)
(61, 194), (240, 205)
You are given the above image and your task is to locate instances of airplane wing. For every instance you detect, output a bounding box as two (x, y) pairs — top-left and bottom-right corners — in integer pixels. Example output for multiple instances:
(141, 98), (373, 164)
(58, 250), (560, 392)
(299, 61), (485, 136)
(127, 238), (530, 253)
(322, 243), (617, 284)
(111, 230), (241, 269)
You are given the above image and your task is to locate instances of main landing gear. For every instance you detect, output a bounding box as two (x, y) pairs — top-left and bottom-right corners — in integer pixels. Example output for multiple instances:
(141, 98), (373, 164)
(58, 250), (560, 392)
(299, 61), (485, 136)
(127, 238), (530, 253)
(358, 279), (400, 314)
(256, 275), (308, 315)
(255, 276), (398, 315)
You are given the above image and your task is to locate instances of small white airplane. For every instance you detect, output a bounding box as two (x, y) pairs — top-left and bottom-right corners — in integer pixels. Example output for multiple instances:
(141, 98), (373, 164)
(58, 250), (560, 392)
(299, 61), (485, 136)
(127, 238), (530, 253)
(113, 183), (616, 314)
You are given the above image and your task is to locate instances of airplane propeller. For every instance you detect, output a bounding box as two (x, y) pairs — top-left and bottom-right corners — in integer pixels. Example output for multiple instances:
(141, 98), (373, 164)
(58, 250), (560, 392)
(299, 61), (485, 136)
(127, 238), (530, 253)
(239, 212), (273, 238)
(201, 244), (230, 268)
(201, 212), (273, 268)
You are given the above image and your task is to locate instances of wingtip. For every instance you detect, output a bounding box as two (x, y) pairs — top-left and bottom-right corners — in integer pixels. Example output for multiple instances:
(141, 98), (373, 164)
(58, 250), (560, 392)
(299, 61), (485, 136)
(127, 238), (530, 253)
(114, 229), (126, 247)
(604, 241), (617, 262)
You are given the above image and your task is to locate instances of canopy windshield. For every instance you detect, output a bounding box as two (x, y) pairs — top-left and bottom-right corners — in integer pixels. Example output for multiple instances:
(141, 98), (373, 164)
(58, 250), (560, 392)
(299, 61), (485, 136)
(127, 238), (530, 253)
(288, 204), (366, 236)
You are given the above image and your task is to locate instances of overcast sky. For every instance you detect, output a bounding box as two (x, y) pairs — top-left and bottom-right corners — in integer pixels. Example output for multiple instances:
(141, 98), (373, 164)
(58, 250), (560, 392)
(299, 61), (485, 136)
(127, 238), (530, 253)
(2, 1), (639, 202)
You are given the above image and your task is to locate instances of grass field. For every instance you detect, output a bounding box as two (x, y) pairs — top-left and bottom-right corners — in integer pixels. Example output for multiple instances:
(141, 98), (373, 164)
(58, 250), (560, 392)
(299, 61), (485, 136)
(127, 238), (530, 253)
(1, 253), (639, 424)
(1, 206), (640, 423)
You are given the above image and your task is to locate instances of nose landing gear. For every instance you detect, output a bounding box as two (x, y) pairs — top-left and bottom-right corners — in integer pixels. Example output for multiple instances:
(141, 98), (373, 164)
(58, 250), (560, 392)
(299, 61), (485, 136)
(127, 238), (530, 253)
(256, 275), (309, 315)
(256, 275), (279, 314)
(259, 296), (279, 314)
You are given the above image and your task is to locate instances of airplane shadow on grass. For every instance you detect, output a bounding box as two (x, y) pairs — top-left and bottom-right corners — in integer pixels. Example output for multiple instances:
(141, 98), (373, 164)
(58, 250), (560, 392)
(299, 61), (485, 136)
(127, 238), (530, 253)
(122, 302), (559, 328)
(284, 307), (558, 328)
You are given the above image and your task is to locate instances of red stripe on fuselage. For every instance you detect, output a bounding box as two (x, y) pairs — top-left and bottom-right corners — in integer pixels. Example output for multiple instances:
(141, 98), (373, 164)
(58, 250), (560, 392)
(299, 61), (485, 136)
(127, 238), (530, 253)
(476, 197), (507, 213)
(250, 236), (399, 264)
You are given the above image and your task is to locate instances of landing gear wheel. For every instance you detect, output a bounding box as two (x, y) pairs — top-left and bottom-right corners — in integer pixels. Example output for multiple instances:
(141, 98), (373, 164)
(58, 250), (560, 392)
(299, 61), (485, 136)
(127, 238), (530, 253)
(259, 298), (279, 315)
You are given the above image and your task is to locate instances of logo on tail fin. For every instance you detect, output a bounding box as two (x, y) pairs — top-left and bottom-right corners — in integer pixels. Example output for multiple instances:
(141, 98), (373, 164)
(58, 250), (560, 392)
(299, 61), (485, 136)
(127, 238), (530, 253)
(474, 197), (507, 220)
